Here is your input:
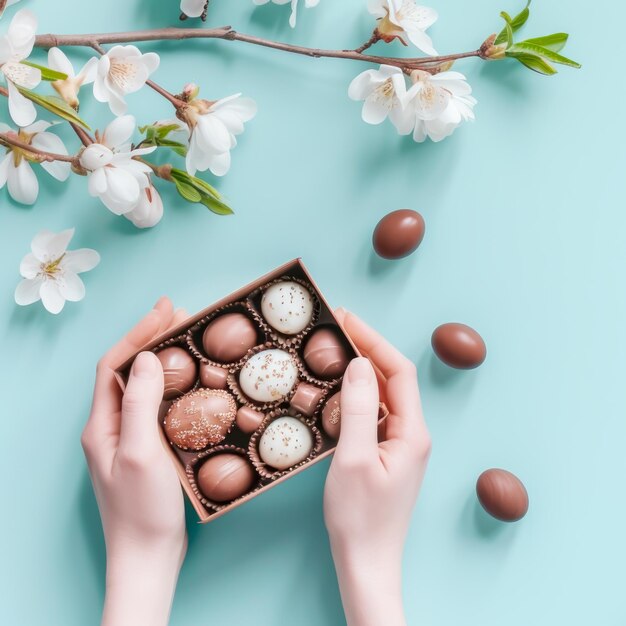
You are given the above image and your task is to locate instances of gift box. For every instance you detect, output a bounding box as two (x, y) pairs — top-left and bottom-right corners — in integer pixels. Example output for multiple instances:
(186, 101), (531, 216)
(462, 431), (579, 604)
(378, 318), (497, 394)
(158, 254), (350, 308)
(115, 259), (387, 523)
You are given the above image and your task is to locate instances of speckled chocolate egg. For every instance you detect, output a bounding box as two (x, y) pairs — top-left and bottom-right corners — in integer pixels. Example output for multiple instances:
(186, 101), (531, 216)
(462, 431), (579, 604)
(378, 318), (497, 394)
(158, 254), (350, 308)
(258, 417), (314, 470)
(239, 349), (299, 403)
(321, 391), (342, 439)
(476, 468), (529, 522)
(431, 323), (486, 369)
(155, 347), (197, 400)
(373, 209), (425, 259)
(261, 280), (315, 335)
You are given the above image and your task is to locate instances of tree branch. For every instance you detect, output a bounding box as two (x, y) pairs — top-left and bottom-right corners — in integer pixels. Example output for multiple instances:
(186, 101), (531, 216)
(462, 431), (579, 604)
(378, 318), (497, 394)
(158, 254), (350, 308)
(0, 0), (8, 15)
(0, 132), (79, 165)
(34, 27), (484, 71)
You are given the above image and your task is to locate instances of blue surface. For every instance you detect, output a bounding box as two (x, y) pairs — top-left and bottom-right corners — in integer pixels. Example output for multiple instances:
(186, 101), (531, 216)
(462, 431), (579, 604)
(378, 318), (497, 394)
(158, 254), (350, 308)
(1, 1), (623, 624)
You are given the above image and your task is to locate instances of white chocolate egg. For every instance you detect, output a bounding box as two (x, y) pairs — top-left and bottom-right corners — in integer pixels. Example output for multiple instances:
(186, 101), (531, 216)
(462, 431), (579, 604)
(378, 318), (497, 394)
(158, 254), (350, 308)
(261, 281), (314, 335)
(258, 417), (314, 470)
(239, 349), (298, 403)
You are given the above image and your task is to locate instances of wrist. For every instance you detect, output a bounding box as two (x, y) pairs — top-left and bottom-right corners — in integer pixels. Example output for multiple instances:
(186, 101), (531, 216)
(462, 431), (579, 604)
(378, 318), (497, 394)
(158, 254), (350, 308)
(102, 542), (186, 626)
(331, 542), (406, 626)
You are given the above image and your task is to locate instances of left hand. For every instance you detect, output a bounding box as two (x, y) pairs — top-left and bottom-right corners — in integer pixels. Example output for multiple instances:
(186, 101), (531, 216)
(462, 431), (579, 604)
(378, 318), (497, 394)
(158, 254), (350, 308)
(82, 297), (189, 626)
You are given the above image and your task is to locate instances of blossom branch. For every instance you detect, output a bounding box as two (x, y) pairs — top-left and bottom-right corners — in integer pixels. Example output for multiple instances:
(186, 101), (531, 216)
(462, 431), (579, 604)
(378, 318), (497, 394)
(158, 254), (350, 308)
(0, 0), (8, 15)
(0, 131), (79, 165)
(34, 26), (485, 71)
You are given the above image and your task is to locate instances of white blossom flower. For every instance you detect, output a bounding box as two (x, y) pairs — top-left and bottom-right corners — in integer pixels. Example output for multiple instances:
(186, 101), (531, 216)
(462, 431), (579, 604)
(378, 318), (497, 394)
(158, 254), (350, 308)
(14, 228), (100, 314)
(124, 183), (163, 228)
(93, 45), (160, 116)
(405, 70), (476, 142)
(0, 120), (71, 205)
(180, 0), (206, 18)
(368, 0), (438, 56)
(348, 65), (414, 134)
(48, 47), (97, 110)
(0, 9), (41, 126)
(79, 115), (156, 215)
(253, 0), (320, 28)
(182, 93), (257, 177)
(0, 0), (22, 18)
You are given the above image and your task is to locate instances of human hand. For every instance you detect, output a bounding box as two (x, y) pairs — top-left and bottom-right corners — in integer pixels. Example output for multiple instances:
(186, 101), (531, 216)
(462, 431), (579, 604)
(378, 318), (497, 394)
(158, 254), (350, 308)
(81, 297), (189, 626)
(324, 310), (431, 626)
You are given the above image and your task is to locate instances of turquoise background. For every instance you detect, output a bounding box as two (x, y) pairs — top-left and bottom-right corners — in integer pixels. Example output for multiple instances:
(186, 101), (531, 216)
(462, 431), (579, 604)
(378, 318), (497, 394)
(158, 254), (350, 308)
(1, 0), (623, 624)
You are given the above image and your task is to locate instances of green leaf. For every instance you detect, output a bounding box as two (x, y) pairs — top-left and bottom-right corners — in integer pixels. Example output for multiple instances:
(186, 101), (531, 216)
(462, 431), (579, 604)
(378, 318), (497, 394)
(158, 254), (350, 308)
(156, 123), (183, 139)
(523, 33), (569, 53)
(22, 61), (68, 82)
(169, 167), (233, 215)
(155, 138), (187, 157)
(495, 0), (531, 45)
(512, 53), (557, 75)
(175, 180), (202, 202)
(508, 42), (581, 68)
(17, 88), (91, 129)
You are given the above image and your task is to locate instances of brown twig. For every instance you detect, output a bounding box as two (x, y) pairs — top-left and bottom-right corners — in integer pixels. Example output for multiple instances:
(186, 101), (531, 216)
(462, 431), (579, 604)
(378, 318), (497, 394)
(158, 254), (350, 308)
(355, 31), (381, 54)
(0, 0), (8, 15)
(34, 27), (484, 71)
(0, 132), (79, 165)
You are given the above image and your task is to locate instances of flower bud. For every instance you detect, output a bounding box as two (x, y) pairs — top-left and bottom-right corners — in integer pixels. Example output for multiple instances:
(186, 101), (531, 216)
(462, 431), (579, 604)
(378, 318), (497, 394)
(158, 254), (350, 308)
(52, 77), (82, 111)
(480, 34), (507, 60)
(182, 82), (200, 102)
(79, 144), (114, 171)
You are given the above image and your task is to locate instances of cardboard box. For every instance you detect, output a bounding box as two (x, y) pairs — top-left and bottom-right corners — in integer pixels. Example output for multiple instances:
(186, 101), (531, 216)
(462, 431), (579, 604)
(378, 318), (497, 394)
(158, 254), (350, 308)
(116, 259), (386, 523)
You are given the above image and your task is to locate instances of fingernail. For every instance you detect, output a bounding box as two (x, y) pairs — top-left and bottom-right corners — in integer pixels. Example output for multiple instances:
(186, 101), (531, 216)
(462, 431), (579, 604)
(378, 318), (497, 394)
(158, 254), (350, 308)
(132, 352), (157, 379)
(346, 357), (373, 386)
(153, 295), (168, 309)
(335, 306), (347, 315)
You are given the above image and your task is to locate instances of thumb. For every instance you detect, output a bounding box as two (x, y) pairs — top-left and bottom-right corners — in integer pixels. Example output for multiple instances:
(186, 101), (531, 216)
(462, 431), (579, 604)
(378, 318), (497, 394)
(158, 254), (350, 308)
(119, 351), (165, 457)
(336, 357), (379, 462)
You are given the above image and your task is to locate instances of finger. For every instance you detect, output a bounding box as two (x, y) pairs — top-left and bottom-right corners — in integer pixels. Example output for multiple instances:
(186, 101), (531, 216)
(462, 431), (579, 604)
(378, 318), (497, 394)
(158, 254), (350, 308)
(88, 304), (167, 441)
(168, 308), (189, 331)
(118, 351), (165, 459)
(154, 296), (175, 334)
(340, 311), (426, 443)
(336, 358), (380, 463)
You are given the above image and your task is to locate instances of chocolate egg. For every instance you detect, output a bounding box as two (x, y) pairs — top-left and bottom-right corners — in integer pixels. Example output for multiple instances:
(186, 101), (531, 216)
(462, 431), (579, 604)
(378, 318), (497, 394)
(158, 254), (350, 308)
(303, 328), (350, 380)
(476, 468), (529, 522)
(164, 389), (237, 451)
(261, 280), (315, 335)
(258, 417), (314, 470)
(431, 323), (486, 369)
(321, 391), (341, 439)
(197, 453), (256, 502)
(155, 347), (197, 400)
(373, 209), (425, 259)
(202, 313), (259, 363)
(239, 349), (299, 403)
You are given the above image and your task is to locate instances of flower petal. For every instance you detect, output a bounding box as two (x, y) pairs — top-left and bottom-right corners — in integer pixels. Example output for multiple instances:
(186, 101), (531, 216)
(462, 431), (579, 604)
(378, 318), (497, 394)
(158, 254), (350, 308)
(6, 79), (37, 127)
(125, 186), (163, 228)
(362, 94), (393, 125)
(77, 57), (98, 85)
(31, 228), (75, 262)
(58, 272), (85, 302)
(63, 248), (100, 274)
(181, 0), (207, 17)
(87, 168), (107, 196)
(19, 252), (40, 279)
(0, 153), (10, 188)
(142, 52), (160, 75)
(405, 27), (438, 57)
(32, 132), (71, 181)
(7, 159), (38, 205)
(196, 115), (231, 154)
(208, 150), (231, 177)
(7, 9), (37, 61)
(103, 115), (135, 150)
(47, 47), (74, 77)
(40, 279), (66, 314)
(14, 277), (43, 306)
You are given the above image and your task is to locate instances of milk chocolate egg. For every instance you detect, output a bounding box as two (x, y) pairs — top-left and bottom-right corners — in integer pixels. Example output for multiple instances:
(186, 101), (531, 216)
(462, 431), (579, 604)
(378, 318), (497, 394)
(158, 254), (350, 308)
(258, 417), (313, 470)
(239, 349), (298, 403)
(321, 391), (342, 439)
(431, 323), (486, 369)
(197, 453), (256, 502)
(303, 328), (350, 380)
(373, 209), (425, 259)
(164, 389), (236, 450)
(476, 468), (529, 522)
(261, 280), (315, 335)
(155, 347), (197, 400)
(202, 313), (259, 363)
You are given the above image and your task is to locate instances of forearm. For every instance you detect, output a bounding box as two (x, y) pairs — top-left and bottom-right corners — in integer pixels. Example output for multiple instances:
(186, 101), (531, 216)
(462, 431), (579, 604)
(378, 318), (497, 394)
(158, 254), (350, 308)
(101, 547), (183, 626)
(331, 545), (406, 626)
